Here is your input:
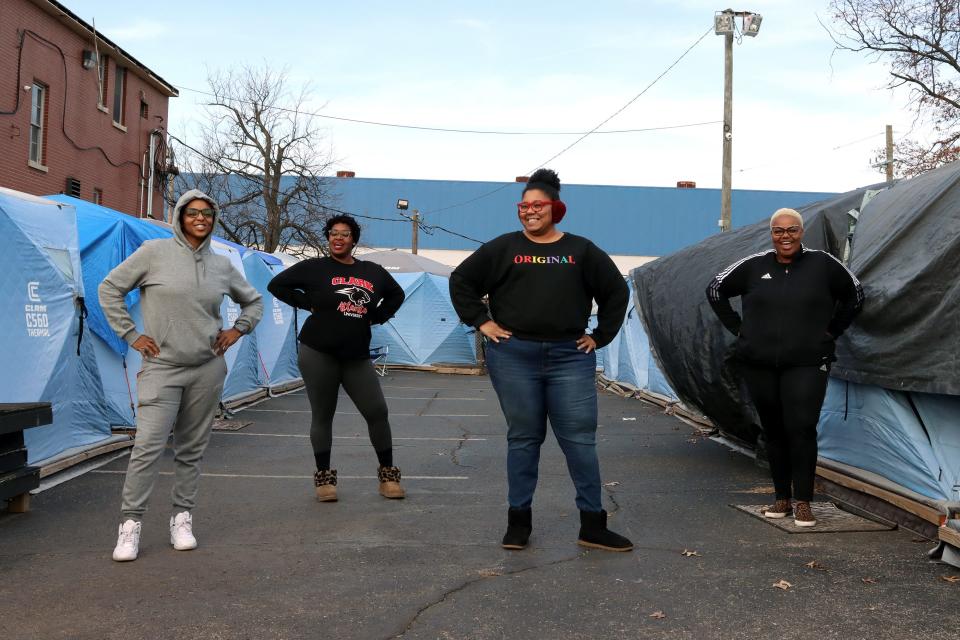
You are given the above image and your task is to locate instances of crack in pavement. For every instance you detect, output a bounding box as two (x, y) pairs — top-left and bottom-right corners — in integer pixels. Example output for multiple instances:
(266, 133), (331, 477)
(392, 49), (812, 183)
(603, 483), (622, 515)
(448, 429), (475, 468)
(388, 552), (585, 639)
(417, 391), (439, 417)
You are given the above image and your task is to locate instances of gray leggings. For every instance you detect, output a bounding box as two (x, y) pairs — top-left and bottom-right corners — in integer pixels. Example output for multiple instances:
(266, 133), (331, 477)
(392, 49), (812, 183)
(297, 343), (393, 458)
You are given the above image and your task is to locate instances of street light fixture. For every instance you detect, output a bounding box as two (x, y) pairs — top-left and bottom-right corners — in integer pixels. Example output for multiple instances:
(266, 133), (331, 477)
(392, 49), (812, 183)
(716, 9), (762, 232)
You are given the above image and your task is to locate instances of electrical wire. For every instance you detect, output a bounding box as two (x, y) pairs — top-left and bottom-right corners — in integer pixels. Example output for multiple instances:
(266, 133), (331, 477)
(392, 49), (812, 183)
(424, 25), (716, 215)
(3, 30), (142, 170)
(174, 84), (718, 136)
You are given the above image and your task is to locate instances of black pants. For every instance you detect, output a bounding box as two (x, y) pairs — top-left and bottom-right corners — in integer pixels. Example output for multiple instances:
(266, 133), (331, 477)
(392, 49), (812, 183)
(739, 363), (829, 502)
(297, 344), (393, 468)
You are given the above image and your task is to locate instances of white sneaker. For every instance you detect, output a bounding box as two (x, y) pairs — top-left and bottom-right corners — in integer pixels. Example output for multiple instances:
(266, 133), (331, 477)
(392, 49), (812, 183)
(112, 519), (141, 562)
(169, 511), (198, 550)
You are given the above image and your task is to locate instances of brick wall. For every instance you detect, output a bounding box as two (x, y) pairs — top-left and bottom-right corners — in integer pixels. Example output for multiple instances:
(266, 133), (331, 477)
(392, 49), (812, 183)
(0, 0), (173, 218)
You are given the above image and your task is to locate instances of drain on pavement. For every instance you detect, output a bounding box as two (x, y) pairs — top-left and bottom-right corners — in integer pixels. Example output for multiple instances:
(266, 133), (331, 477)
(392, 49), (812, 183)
(212, 419), (252, 431)
(732, 502), (895, 534)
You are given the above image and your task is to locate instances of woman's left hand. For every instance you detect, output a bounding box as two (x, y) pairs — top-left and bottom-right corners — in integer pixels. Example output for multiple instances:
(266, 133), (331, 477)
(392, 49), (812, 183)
(576, 334), (597, 354)
(214, 328), (243, 355)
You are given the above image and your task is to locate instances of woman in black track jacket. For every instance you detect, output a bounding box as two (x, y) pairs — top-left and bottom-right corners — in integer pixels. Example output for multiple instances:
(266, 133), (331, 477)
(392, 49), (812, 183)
(706, 208), (863, 527)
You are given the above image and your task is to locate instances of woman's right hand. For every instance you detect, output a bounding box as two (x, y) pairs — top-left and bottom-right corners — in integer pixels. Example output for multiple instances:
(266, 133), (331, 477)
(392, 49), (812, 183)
(132, 335), (160, 358)
(479, 320), (512, 343)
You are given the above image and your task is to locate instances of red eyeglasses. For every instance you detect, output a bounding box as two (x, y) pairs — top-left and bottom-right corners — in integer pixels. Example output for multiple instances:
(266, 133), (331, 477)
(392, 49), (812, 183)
(517, 200), (557, 214)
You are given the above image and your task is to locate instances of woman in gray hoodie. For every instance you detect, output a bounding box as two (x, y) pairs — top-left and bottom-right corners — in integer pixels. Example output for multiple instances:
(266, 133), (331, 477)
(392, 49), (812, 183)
(99, 189), (263, 562)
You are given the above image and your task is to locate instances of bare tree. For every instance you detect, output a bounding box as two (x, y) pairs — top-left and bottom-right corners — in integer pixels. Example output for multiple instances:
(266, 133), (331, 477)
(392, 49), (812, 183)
(172, 65), (336, 256)
(826, 0), (960, 177)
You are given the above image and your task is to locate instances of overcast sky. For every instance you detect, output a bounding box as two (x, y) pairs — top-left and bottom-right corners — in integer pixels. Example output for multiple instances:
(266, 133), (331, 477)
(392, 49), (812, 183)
(70, 0), (927, 193)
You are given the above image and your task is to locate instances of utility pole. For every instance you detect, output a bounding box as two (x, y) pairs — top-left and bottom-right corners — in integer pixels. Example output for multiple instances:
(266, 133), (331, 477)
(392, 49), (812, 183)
(411, 210), (420, 255)
(720, 30), (733, 232)
(715, 9), (762, 232)
(885, 124), (894, 182)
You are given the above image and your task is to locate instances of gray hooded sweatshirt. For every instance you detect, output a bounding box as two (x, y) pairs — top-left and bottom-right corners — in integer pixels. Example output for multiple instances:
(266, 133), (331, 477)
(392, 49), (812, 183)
(98, 189), (263, 367)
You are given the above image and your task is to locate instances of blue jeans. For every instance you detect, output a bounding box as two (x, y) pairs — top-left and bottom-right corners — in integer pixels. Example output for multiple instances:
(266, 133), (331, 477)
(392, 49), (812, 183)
(486, 337), (603, 512)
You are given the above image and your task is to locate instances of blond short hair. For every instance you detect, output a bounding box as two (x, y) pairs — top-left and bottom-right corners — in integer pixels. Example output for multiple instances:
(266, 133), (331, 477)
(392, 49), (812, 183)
(770, 208), (803, 228)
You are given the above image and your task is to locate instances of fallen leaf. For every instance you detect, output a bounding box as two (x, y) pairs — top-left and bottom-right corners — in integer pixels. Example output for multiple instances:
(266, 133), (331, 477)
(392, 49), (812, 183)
(649, 611), (667, 619)
(477, 569), (501, 578)
(681, 549), (701, 557)
(861, 577), (877, 584)
(772, 580), (792, 591)
(603, 481), (621, 487)
(940, 575), (960, 583)
(804, 560), (827, 571)
(686, 438), (699, 444)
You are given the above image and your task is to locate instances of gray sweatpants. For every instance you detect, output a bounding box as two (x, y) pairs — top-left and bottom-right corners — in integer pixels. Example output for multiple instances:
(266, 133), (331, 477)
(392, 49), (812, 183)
(120, 356), (227, 521)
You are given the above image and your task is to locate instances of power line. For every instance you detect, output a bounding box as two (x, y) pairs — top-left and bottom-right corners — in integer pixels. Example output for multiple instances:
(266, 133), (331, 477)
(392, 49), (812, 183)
(423, 25), (715, 215)
(175, 84), (718, 136)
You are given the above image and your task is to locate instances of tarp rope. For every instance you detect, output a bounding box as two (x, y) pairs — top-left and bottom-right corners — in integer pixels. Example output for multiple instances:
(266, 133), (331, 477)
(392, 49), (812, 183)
(75, 296), (87, 356)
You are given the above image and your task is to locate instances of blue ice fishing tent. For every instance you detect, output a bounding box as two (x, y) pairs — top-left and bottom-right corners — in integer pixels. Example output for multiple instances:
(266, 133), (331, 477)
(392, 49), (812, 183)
(209, 238), (264, 404)
(49, 194), (171, 427)
(594, 280), (677, 400)
(241, 252), (301, 390)
(0, 188), (116, 464)
(371, 271), (477, 366)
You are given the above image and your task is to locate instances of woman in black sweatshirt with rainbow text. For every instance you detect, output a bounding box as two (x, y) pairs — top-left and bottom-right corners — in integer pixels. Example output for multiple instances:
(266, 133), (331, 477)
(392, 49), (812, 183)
(450, 169), (632, 552)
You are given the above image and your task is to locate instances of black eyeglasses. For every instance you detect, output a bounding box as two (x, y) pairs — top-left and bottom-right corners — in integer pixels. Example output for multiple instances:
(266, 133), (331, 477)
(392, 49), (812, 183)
(771, 226), (801, 238)
(184, 208), (215, 220)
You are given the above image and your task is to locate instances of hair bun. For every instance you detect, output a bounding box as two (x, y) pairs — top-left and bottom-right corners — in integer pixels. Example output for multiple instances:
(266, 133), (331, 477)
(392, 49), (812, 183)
(528, 168), (561, 193)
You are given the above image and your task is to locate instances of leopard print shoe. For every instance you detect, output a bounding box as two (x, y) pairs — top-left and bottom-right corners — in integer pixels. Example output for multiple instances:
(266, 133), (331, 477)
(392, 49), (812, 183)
(314, 469), (338, 502)
(761, 499), (792, 519)
(377, 465), (405, 499)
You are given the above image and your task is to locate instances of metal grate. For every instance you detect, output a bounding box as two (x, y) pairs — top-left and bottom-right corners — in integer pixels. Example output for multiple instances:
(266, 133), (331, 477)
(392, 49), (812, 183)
(731, 502), (896, 534)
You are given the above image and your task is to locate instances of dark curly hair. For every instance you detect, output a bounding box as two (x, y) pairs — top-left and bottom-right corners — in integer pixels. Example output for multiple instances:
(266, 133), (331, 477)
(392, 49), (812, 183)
(324, 214), (361, 244)
(523, 168), (561, 200)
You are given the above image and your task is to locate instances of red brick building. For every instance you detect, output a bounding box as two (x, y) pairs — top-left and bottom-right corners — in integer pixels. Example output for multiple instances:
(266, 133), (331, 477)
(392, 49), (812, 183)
(0, 0), (178, 218)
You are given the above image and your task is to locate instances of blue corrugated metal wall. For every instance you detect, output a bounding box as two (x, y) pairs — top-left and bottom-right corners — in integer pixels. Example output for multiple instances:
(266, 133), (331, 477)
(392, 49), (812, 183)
(331, 177), (837, 256)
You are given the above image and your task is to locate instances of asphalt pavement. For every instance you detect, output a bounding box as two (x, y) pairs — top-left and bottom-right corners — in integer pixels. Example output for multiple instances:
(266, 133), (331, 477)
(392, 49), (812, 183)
(1, 370), (957, 640)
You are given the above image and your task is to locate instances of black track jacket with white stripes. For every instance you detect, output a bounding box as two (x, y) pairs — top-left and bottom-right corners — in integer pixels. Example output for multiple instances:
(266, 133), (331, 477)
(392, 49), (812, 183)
(706, 247), (864, 367)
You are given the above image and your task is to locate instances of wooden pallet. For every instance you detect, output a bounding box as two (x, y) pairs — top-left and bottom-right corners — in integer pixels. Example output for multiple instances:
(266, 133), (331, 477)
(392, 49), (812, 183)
(0, 403), (51, 513)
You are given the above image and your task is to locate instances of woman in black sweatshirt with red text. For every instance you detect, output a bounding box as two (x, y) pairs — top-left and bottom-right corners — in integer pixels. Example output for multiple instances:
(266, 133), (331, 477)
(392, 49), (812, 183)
(450, 169), (632, 552)
(268, 215), (405, 502)
(707, 207), (863, 527)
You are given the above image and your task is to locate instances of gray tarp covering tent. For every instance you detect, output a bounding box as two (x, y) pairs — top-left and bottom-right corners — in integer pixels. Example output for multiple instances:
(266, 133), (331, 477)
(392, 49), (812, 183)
(629, 181), (885, 443)
(629, 162), (960, 565)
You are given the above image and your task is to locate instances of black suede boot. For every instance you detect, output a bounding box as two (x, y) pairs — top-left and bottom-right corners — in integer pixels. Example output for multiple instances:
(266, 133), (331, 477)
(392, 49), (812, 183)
(501, 508), (532, 550)
(577, 509), (633, 552)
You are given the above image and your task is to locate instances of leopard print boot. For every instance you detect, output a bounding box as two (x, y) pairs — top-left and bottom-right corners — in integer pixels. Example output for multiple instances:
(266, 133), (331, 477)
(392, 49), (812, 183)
(314, 469), (338, 502)
(377, 465), (405, 499)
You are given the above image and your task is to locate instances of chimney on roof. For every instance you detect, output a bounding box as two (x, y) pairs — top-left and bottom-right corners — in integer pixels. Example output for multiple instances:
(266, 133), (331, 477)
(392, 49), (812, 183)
(336, 170), (356, 178)
(515, 176), (529, 183)
(676, 181), (696, 189)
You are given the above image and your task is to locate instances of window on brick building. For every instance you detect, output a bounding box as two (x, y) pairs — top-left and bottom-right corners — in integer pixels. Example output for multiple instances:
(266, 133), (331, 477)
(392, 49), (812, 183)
(97, 54), (109, 108)
(139, 99), (149, 119)
(93, 188), (103, 205)
(113, 66), (126, 126)
(29, 82), (47, 167)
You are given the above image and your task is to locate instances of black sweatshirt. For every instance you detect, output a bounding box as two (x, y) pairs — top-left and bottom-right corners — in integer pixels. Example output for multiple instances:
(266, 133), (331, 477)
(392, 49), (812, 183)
(706, 247), (864, 367)
(449, 232), (628, 348)
(267, 257), (405, 359)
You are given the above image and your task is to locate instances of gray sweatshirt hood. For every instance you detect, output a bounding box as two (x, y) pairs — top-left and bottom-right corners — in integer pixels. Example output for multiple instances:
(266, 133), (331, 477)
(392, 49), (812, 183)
(172, 189), (220, 254)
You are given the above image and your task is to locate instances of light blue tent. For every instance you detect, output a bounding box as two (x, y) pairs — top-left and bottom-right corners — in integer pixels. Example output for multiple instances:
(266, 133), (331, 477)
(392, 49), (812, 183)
(819, 379), (960, 503)
(371, 272), (476, 366)
(242, 253), (301, 390)
(594, 280), (678, 400)
(51, 195), (169, 426)
(52, 195), (266, 413)
(0, 189), (116, 464)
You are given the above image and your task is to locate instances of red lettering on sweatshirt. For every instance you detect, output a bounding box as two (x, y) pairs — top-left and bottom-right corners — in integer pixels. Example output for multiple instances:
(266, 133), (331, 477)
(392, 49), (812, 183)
(331, 276), (375, 291)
